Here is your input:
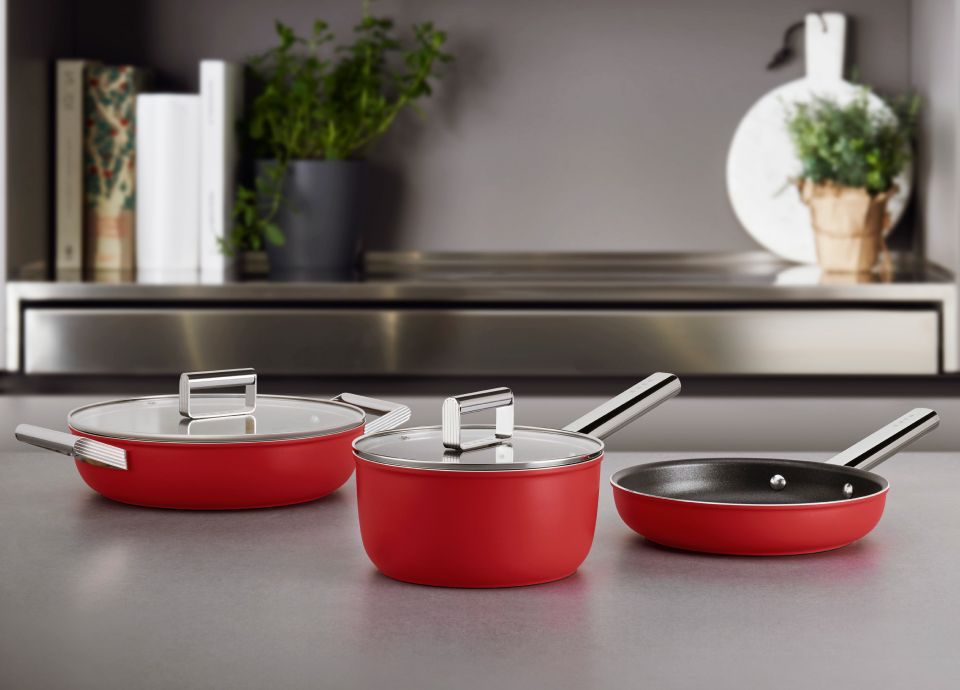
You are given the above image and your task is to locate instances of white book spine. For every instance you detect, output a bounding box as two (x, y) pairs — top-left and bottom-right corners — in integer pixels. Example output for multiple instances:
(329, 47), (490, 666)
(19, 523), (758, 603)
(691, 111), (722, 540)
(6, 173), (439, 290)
(55, 60), (90, 276)
(199, 60), (243, 283)
(135, 95), (201, 279)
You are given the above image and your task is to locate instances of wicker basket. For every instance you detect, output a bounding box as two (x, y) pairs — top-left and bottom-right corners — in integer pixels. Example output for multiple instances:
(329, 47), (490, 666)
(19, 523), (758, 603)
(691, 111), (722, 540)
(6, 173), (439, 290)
(798, 180), (894, 273)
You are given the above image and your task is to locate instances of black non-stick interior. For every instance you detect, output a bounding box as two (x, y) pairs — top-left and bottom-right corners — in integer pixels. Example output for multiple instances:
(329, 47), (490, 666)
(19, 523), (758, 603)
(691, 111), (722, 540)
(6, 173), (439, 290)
(613, 458), (888, 505)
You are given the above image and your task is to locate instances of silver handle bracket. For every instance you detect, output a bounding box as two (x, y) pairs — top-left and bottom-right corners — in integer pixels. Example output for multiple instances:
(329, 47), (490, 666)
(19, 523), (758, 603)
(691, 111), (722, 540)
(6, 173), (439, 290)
(442, 388), (514, 451)
(179, 368), (257, 420)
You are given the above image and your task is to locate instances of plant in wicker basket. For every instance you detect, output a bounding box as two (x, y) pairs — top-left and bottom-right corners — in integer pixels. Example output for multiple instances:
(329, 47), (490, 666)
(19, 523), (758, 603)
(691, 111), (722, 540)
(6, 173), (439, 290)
(785, 90), (919, 273)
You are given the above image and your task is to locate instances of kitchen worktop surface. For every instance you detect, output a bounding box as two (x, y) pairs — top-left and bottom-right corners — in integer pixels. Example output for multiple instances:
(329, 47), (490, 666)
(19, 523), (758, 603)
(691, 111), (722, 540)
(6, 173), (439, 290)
(2, 448), (958, 690)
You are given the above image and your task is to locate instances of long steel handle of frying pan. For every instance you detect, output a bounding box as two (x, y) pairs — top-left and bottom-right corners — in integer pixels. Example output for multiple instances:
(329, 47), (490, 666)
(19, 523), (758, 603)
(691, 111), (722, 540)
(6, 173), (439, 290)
(14, 424), (128, 470)
(333, 394), (412, 434)
(825, 408), (939, 471)
(563, 373), (680, 441)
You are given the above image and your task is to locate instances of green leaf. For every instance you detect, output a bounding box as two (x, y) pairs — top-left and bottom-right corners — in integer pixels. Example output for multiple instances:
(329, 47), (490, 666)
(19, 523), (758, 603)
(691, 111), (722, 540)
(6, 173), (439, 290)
(784, 88), (918, 195)
(264, 222), (285, 246)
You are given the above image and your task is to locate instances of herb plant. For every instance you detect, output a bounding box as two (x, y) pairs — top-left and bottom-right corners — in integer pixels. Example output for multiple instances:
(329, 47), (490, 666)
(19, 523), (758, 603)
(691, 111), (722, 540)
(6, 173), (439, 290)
(225, 1), (451, 253)
(785, 90), (919, 195)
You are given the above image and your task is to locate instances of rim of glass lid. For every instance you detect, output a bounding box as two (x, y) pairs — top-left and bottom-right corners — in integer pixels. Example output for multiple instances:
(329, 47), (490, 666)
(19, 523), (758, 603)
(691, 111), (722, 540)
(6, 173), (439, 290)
(67, 394), (368, 444)
(352, 424), (605, 471)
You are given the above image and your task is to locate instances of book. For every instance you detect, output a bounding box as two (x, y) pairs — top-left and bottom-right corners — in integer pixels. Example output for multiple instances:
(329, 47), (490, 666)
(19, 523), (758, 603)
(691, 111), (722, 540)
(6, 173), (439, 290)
(199, 60), (243, 283)
(135, 94), (201, 281)
(83, 64), (147, 277)
(55, 60), (97, 278)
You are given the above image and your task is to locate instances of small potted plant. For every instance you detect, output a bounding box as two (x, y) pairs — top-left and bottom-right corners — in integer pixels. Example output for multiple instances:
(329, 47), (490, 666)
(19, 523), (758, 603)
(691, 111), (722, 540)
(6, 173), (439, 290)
(786, 90), (919, 273)
(226, 3), (451, 280)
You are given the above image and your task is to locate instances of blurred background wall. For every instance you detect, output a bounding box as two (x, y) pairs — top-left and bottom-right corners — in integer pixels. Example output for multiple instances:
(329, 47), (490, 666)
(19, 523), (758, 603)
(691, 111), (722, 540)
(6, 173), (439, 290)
(74, 0), (913, 252)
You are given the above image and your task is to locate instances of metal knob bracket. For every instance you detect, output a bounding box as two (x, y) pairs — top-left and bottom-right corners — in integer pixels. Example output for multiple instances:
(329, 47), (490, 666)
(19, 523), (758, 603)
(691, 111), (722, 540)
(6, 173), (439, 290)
(179, 368), (257, 420)
(442, 388), (514, 452)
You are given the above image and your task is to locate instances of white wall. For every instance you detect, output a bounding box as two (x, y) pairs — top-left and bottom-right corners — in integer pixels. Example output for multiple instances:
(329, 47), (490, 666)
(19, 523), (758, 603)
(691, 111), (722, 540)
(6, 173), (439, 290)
(78, 0), (913, 253)
(1, 0), (7, 370)
(912, 0), (960, 274)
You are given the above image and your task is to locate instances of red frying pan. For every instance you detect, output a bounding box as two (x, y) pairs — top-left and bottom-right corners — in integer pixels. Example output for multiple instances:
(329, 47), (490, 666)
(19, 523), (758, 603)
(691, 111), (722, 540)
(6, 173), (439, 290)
(611, 408), (938, 555)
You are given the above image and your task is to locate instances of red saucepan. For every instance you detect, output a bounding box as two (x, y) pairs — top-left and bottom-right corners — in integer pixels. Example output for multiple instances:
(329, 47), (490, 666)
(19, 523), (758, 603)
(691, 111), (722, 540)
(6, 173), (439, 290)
(15, 368), (410, 509)
(611, 407), (939, 555)
(351, 372), (681, 588)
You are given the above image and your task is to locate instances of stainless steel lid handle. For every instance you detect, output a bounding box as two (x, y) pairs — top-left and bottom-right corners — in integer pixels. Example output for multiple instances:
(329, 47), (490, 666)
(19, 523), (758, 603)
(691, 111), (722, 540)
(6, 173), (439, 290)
(442, 387), (514, 451)
(825, 408), (939, 471)
(563, 372), (680, 440)
(179, 368), (257, 420)
(14, 424), (128, 470)
(332, 394), (412, 434)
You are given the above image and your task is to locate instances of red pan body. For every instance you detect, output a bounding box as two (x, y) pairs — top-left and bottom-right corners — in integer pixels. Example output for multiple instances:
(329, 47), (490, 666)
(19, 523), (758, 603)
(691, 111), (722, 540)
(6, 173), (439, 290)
(612, 484), (888, 555)
(70, 426), (363, 509)
(354, 455), (603, 587)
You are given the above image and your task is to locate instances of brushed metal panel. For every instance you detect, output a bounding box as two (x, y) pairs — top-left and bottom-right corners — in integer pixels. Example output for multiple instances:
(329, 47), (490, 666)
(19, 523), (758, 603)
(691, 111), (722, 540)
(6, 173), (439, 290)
(23, 308), (939, 375)
(7, 253), (958, 372)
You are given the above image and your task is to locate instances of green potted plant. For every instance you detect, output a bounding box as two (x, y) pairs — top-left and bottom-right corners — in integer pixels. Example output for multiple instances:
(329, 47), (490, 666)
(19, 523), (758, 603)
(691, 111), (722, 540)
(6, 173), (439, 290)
(226, 3), (451, 280)
(786, 90), (919, 273)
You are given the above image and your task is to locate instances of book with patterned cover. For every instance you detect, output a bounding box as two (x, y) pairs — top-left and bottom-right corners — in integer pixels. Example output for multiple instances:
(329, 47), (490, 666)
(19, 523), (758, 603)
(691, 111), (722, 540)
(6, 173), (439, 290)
(83, 65), (147, 277)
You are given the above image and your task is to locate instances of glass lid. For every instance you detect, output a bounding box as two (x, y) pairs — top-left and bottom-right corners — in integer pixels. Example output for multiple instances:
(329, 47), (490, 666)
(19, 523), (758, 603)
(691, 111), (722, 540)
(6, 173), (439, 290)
(69, 394), (366, 443)
(354, 376), (681, 470)
(353, 387), (606, 470)
(352, 424), (604, 470)
(66, 369), (369, 443)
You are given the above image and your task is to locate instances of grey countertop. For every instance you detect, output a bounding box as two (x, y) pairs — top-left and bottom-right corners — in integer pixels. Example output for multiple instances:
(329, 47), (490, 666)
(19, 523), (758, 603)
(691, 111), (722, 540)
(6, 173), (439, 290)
(1, 448), (958, 690)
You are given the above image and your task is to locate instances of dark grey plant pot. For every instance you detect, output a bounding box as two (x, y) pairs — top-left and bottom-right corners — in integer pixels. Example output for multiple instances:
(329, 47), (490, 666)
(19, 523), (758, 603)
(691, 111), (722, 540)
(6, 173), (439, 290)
(257, 159), (366, 281)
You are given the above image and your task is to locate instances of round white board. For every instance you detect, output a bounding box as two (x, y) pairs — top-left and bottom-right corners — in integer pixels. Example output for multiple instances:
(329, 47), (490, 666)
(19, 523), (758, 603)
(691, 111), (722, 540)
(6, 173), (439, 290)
(725, 13), (912, 264)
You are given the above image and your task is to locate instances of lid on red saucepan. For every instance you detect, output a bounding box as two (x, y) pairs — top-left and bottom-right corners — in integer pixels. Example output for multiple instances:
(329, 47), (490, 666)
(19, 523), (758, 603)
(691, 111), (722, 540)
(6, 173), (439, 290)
(354, 425), (605, 470)
(67, 369), (410, 444)
(353, 375), (681, 470)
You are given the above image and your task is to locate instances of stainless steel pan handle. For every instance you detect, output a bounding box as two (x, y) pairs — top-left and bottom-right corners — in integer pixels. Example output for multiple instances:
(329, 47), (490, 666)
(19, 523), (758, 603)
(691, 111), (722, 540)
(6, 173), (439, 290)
(333, 393), (412, 434)
(179, 368), (257, 420)
(825, 408), (939, 471)
(563, 372), (680, 440)
(14, 424), (128, 470)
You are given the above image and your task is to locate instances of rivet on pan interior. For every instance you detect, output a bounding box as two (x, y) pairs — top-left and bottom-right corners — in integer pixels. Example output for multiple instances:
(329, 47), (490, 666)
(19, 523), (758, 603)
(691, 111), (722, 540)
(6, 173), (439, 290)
(843, 483), (854, 498)
(769, 474), (786, 491)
